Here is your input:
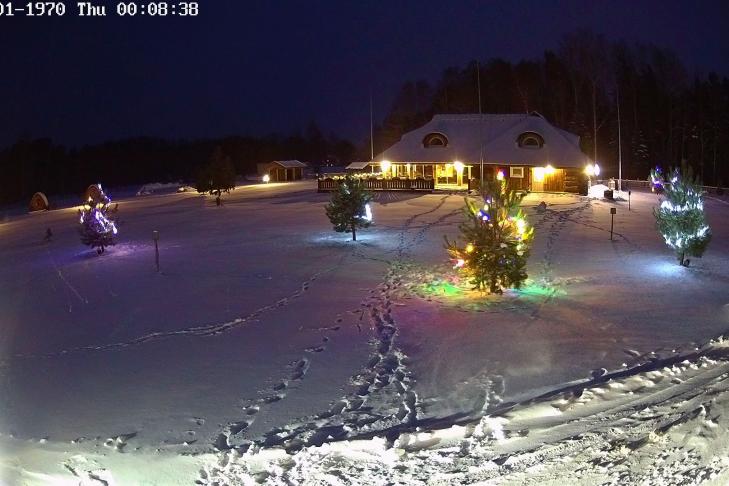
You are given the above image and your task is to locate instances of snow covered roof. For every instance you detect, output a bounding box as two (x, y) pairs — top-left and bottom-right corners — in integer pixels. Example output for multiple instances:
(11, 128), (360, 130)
(376, 113), (591, 168)
(346, 161), (372, 170)
(271, 160), (307, 168)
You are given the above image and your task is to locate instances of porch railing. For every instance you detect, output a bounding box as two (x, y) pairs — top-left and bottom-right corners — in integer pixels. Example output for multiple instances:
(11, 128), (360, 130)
(598, 179), (727, 195)
(317, 177), (435, 193)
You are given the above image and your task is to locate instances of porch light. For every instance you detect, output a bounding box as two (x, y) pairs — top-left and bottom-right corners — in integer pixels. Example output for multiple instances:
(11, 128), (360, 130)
(533, 167), (545, 182)
(262, 174), (270, 183)
(545, 164), (555, 175)
(454, 161), (464, 173)
(380, 160), (391, 175)
(584, 163), (601, 177)
(496, 170), (505, 181)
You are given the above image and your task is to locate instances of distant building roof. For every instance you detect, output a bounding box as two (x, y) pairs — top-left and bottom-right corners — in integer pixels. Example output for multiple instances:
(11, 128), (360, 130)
(318, 166), (347, 175)
(346, 161), (372, 170)
(271, 160), (307, 168)
(375, 113), (591, 168)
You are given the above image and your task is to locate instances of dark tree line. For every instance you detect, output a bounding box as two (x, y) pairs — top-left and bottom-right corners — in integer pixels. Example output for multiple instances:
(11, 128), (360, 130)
(0, 122), (355, 205)
(370, 31), (729, 186)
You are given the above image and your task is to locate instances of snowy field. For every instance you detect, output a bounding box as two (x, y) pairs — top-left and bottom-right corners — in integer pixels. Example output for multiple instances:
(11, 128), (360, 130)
(2, 181), (729, 484)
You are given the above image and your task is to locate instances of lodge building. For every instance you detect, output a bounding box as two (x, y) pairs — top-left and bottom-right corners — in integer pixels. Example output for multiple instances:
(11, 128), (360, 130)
(346, 113), (592, 193)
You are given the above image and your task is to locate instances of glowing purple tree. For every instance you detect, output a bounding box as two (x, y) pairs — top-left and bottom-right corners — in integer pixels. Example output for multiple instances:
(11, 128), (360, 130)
(78, 184), (118, 254)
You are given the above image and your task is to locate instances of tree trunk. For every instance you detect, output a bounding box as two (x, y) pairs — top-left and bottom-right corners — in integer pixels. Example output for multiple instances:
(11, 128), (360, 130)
(352, 222), (357, 241)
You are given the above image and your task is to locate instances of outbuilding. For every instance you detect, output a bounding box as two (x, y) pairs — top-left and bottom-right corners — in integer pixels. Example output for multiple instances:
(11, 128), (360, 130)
(257, 160), (306, 182)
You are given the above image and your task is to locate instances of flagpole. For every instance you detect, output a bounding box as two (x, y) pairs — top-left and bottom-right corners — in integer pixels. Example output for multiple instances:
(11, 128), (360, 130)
(616, 87), (622, 193)
(370, 90), (374, 161)
(477, 60), (483, 188)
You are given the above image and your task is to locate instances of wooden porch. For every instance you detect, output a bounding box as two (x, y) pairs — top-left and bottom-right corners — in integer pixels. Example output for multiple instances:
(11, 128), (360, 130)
(317, 177), (435, 192)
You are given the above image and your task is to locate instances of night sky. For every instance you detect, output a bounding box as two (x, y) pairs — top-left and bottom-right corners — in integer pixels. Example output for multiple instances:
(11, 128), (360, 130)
(1, 0), (727, 148)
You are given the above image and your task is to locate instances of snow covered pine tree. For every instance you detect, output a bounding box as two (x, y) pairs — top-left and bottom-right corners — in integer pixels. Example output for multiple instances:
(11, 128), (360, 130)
(445, 177), (533, 293)
(78, 184), (118, 254)
(196, 146), (237, 201)
(325, 174), (373, 241)
(651, 166), (711, 266)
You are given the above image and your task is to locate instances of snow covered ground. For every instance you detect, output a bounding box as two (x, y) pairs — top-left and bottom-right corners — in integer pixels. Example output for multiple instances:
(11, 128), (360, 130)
(1, 181), (729, 484)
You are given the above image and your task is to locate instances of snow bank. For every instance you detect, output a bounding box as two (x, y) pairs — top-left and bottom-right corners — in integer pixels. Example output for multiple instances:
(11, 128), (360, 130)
(588, 183), (610, 198)
(9, 334), (729, 484)
(192, 334), (729, 484)
(136, 182), (190, 196)
(588, 183), (629, 201)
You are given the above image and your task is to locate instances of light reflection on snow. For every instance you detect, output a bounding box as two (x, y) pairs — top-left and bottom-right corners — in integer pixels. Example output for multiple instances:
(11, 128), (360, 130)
(648, 260), (687, 277)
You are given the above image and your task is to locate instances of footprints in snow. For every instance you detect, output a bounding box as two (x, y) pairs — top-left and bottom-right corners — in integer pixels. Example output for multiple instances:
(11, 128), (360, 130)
(6, 262), (343, 364)
(216, 321), (346, 450)
(215, 196), (459, 451)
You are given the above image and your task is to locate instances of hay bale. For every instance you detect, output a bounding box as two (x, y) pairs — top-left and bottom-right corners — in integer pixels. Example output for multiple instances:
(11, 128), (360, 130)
(29, 192), (49, 212)
(83, 184), (103, 204)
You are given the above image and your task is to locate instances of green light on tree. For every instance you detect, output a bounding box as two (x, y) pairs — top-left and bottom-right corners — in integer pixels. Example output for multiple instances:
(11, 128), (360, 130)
(445, 178), (534, 293)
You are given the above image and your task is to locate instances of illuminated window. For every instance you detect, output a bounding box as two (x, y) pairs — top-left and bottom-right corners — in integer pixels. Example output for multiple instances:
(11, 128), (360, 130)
(517, 132), (544, 149)
(510, 167), (524, 178)
(423, 133), (448, 148)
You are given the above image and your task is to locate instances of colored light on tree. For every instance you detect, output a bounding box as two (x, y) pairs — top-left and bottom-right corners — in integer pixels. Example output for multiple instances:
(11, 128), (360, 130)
(445, 178), (534, 293)
(78, 184), (118, 254)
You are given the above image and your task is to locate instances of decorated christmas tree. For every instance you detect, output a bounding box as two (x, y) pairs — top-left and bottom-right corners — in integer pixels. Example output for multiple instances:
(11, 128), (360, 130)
(78, 184), (118, 254)
(325, 175), (373, 241)
(445, 178), (533, 293)
(651, 166), (711, 266)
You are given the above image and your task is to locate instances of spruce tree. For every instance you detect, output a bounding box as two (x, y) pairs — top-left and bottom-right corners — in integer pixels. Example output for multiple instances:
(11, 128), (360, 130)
(325, 175), (373, 241)
(651, 166), (711, 266)
(196, 147), (237, 197)
(445, 178), (533, 293)
(78, 184), (118, 254)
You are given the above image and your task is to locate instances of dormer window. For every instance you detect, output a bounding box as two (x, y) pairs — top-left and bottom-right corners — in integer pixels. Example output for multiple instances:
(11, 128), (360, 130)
(517, 132), (544, 149)
(423, 132), (448, 148)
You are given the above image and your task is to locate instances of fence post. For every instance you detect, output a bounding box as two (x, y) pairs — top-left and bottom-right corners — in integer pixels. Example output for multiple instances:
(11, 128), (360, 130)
(153, 230), (160, 272)
(610, 208), (616, 240)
